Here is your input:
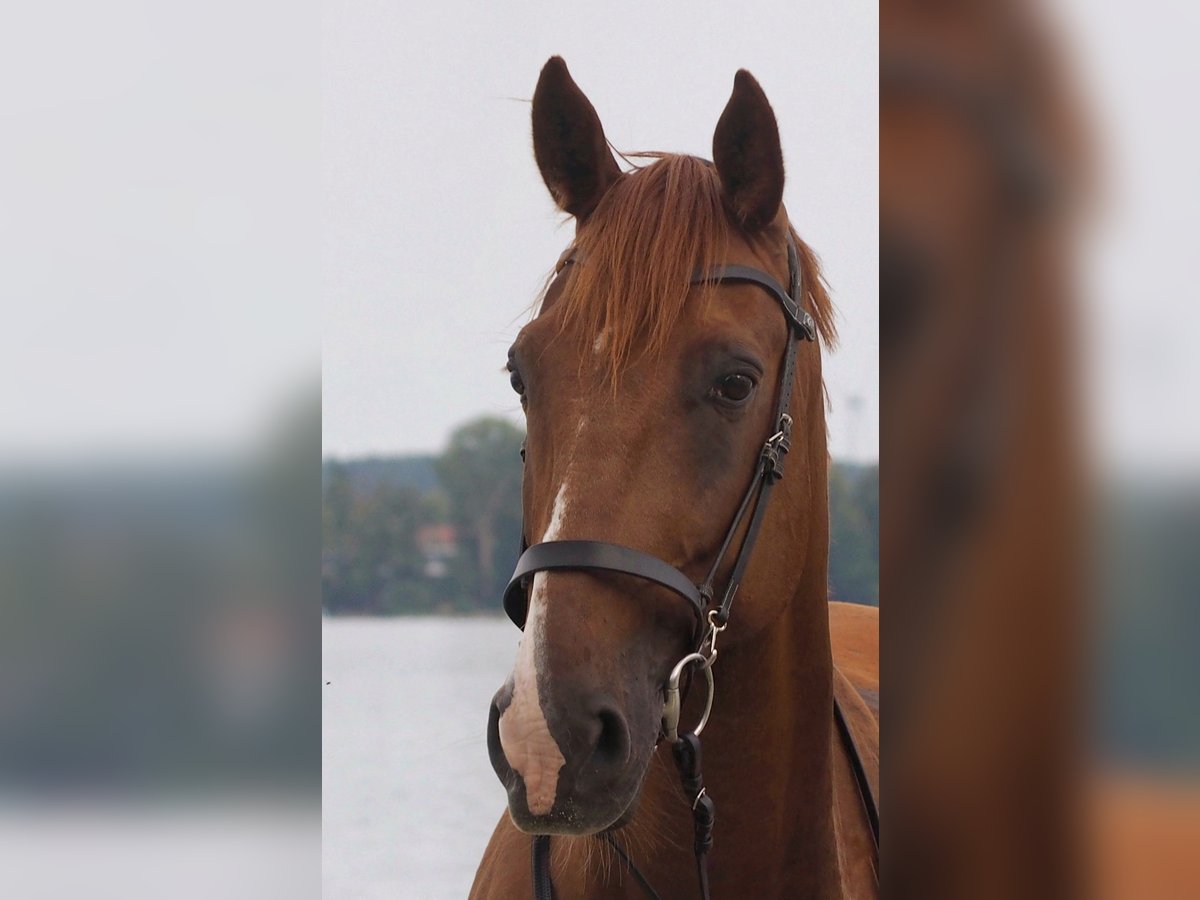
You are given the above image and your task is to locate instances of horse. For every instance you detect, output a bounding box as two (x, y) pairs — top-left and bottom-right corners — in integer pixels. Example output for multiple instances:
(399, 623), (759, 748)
(880, 1), (1089, 897)
(470, 57), (878, 899)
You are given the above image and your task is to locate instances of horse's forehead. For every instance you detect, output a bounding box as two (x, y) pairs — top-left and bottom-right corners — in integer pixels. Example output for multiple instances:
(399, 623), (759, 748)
(524, 290), (789, 395)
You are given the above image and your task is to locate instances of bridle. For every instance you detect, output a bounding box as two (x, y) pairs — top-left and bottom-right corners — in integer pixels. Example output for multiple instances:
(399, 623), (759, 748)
(503, 231), (817, 900)
(504, 232), (815, 635)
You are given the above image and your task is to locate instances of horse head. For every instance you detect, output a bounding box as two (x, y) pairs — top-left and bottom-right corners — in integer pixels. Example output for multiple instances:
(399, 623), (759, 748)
(486, 57), (832, 836)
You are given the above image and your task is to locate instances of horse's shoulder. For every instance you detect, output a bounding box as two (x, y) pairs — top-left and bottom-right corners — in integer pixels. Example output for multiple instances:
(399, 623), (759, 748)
(828, 598), (878, 639)
(831, 665), (880, 895)
(833, 666), (878, 777)
(469, 812), (531, 900)
(828, 600), (879, 716)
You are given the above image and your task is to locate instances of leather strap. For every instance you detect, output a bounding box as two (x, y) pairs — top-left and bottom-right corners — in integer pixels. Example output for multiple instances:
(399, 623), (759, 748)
(707, 336), (797, 625)
(834, 694), (880, 850)
(694, 236), (804, 625)
(531, 834), (554, 900)
(691, 264), (816, 341)
(532, 833), (662, 900)
(504, 540), (706, 629)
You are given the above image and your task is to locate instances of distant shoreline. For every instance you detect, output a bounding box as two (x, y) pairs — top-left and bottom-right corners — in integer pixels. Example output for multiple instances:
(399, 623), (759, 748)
(321, 608), (508, 620)
(320, 597), (879, 619)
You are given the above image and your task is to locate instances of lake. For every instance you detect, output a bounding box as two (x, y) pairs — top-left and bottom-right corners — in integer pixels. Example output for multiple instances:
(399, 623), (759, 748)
(322, 616), (520, 899)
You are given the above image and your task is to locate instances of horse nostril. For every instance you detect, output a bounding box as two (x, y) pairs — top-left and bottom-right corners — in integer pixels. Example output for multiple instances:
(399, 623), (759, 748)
(593, 708), (629, 767)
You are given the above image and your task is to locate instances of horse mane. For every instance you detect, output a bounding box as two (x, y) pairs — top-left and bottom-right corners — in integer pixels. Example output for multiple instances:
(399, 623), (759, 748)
(540, 153), (837, 381)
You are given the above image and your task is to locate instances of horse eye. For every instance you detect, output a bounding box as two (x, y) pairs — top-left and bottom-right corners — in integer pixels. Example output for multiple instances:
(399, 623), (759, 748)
(508, 366), (525, 396)
(714, 373), (756, 404)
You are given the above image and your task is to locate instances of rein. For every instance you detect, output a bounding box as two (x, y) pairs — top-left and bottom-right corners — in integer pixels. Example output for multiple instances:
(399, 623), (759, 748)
(504, 233), (820, 900)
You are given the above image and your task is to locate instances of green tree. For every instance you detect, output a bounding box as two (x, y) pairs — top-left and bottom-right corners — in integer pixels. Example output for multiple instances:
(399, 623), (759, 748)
(435, 417), (525, 607)
(828, 464), (879, 606)
(322, 463), (428, 614)
(322, 462), (356, 612)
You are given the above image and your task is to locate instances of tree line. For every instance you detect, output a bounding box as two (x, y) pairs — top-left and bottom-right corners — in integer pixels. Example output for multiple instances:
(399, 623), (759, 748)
(323, 416), (878, 615)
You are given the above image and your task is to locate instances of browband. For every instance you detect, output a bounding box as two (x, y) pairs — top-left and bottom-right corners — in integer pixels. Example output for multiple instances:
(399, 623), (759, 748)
(691, 264), (816, 340)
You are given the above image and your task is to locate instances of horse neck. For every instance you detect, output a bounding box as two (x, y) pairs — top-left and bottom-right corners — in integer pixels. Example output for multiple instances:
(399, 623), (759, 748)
(617, 393), (844, 897)
(631, 448), (842, 896)
(694, 559), (842, 897)
(674, 392), (843, 896)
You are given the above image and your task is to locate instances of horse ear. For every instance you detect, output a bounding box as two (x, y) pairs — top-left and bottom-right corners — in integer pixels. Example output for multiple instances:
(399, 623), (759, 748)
(713, 70), (785, 232)
(532, 57), (621, 221)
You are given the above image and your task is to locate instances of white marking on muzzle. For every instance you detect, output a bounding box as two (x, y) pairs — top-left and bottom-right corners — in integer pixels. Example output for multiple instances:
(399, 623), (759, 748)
(497, 482), (569, 815)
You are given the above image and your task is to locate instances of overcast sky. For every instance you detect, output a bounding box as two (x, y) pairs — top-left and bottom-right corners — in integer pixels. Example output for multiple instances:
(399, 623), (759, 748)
(322, 1), (878, 461)
(5, 1), (1193, 476)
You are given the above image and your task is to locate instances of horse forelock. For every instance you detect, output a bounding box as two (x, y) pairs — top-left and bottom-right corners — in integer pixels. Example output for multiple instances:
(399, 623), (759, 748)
(537, 153), (837, 389)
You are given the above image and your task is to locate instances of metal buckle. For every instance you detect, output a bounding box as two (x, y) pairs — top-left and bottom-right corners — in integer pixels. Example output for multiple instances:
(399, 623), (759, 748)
(798, 310), (817, 342)
(761, 413), (793, 480)
(699, 608), (727, 663)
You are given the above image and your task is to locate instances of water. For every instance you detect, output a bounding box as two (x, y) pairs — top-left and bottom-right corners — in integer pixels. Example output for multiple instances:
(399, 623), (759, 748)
(323, 617), (519, 900)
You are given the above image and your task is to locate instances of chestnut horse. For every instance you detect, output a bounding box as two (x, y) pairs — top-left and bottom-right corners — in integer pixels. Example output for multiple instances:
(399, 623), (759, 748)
(881, 2), (1089, 897)
(471, 58), (878, 899)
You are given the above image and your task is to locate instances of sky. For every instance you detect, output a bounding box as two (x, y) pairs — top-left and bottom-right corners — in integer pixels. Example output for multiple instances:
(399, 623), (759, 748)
(1052, 0), (1200, 475)
(2, 1), (319, 465)
(322, 1), (879, 462)
(5, 1), (1194, 476)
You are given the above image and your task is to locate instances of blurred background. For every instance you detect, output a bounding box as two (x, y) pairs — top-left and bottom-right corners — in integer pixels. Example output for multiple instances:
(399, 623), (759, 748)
(882, 0), (1200, 898)
(1, 2), (320, 898)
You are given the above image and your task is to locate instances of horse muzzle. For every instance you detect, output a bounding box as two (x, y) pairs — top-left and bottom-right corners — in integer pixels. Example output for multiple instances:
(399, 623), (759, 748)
(487, 669), (660, 835)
